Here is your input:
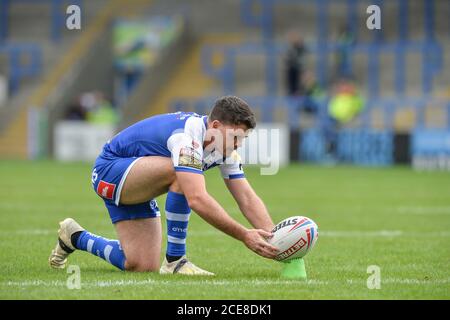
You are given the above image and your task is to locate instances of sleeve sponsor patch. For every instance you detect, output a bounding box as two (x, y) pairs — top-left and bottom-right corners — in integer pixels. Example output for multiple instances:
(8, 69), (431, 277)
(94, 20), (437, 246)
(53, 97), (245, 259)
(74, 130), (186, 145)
(178, 147), (202, 170)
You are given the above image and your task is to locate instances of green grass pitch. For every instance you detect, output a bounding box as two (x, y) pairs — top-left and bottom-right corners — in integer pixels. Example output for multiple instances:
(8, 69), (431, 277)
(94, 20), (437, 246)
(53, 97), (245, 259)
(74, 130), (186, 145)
(0, 160), (449, 299)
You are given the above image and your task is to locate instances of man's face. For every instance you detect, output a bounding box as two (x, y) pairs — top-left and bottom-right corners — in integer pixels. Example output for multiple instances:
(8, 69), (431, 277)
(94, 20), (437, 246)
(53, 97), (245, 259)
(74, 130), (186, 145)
(205, 120), (250, 157)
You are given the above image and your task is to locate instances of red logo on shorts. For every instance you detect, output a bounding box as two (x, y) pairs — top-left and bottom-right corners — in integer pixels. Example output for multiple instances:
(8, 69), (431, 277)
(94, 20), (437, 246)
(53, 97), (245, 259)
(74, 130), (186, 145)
(96, 180), (116, 200)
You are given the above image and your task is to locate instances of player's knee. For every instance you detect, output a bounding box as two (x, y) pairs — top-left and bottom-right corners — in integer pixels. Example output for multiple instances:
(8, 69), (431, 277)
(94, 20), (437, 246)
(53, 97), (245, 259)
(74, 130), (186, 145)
(169, 179), (183, 194)
(164, 167), (177, 185)
(125, 259), (159, 272)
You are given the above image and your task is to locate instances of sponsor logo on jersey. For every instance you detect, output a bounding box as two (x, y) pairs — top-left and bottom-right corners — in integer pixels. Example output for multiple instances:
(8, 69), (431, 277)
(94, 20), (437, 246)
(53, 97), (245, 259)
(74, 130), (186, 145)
(178, 147), (202, 170)
(96, 180), (116, 200)
(149, 199), (158, 210)
(91, 168), (98, 184)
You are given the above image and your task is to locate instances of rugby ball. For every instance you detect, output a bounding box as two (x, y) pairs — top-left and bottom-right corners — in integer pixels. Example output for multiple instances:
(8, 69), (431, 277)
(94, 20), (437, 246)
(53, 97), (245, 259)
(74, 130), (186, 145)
(269, 216), (319, 261)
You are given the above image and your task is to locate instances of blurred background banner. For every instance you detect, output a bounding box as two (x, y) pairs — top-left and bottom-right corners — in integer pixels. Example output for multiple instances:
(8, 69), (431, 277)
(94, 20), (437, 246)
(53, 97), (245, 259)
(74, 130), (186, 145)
(0, 0), (449, 170)
(53, 121), (114, 161)
(412, 129), (450, 170)
(113, 16), (184, 69)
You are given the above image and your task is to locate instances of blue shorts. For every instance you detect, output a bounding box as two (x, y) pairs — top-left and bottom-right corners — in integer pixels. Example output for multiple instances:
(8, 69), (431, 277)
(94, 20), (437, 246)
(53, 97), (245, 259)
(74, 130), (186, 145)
(92, 155), (160, 224)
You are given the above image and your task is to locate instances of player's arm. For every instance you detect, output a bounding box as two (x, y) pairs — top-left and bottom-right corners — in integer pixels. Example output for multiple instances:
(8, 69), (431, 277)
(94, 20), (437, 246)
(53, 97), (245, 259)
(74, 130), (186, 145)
(176, 171), (278, 259)
(220, 151), (274, 232)
(224, 177), (274, 232)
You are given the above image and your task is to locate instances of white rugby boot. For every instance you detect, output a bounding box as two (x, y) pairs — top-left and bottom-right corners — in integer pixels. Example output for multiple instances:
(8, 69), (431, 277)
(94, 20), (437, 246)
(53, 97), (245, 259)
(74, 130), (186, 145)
(160, 255), (214, 276)
(49, 218), (85, 269)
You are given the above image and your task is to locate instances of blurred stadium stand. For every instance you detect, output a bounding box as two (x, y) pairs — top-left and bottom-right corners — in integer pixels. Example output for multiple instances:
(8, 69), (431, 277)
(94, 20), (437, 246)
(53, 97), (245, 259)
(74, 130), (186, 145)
(0, 0), (449, 168)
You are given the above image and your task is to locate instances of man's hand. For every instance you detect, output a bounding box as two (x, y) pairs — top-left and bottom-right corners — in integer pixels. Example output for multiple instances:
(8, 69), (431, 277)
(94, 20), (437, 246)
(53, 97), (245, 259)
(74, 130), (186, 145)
(176, 171), (279, 260)
(242, 229), (279, 259)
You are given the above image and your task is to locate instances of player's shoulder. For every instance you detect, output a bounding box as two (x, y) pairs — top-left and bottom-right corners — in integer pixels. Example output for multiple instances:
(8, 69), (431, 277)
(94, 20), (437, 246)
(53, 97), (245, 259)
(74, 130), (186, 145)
(144, 112), (205, 136)
(165, 112), (207, 149)
(158, 111), (206, 129)
(178, 112), (208, 139)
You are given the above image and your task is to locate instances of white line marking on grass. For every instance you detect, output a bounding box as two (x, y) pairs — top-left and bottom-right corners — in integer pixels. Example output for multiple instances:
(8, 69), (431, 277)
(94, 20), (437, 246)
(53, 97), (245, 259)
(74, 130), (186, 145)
(347, 278), (450, 285)
(3, 280), (66, 287)
(383, 278), (450, 285)
(0, 203), (103, 211)
(184, 230), (406, 238)
(190, 229), (450, 239)
(395, 206), (450, 215)
(2, 229), (450, 238)
(2, 279), (328, 288)
(5, 278), (449, 289)
(11, 229), (53, 235)
(91, 279), (329, 287)
(320, 230), (404, 237)
(188, 230), (450, 238)
(0, 229), (113, 236)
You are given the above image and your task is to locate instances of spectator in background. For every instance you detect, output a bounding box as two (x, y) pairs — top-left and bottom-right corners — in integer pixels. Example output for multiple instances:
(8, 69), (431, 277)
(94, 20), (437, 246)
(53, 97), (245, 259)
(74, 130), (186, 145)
(323, 77), (364, 160)
(284, 31), (307, 96)
(65, 97), (87, 121)
(64, 91), (119, 126)
(64, 92), (98, 121)
(335, 24), (355, 79)
(85, 92), (119, 125)
(301, 71), (325, 114)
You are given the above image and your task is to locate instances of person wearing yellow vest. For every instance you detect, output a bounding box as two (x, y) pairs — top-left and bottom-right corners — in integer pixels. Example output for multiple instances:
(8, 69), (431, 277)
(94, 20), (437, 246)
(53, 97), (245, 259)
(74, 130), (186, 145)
(86, 94), (120, 126)
(329, 84), (364, 123)
(323, 78), (365, 161)
(87, 102), (120, 125)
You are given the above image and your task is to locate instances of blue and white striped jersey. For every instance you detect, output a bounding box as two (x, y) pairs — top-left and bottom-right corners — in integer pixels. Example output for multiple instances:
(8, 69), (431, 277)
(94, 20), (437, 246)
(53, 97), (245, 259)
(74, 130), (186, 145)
(100, 111), (244, 179)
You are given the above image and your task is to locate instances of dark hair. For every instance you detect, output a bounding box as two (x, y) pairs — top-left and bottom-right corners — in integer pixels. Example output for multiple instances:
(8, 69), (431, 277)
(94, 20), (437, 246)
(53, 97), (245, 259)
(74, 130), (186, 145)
(209, 96), (256, 129)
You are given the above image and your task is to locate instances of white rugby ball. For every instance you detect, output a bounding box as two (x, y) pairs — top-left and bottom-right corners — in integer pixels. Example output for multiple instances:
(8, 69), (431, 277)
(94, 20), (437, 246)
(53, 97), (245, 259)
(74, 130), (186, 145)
(269, 216), (319, 261)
